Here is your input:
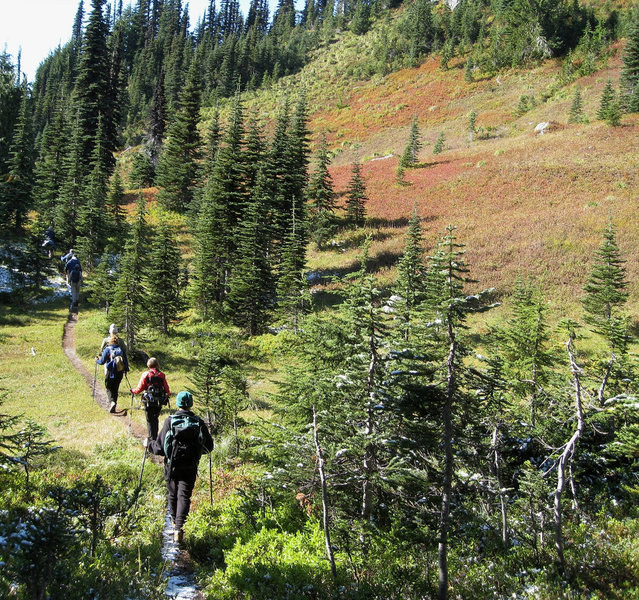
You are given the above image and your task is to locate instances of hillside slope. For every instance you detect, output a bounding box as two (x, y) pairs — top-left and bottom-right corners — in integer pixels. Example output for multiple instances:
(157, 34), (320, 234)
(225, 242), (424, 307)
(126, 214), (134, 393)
(235, 26), (637, 314)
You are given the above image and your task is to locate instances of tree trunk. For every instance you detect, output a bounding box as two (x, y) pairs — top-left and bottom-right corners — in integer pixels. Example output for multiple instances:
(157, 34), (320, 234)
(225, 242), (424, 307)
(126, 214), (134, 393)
(553, 333), (585, 569)
(313, 405), (337, 580)
(438, 326), (456, 600)
(491, 424), (508, 549)
(361, 324), (377, 522)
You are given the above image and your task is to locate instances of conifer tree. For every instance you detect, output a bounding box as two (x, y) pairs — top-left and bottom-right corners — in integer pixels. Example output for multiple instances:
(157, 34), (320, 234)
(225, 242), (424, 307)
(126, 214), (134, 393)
(156, 61), (203, 212)
(605, 97), (622, 126)
(146, 219), (183, 333)
(421, 225), (496, 600)
(307, 134), (336, 249)
(84, 251), (117, 314)
(433, 131), (445, 154)
(226, 170), (274, 335)
(276, 209), (310, 332)
(582, 220), (628, 353)
(73, 0), (114, 175)
(393, 207), (426, 342)
(54, 113), (86, 248)
(399, 114), (422, 169)
(33, 103), (69, 224)
(568, 87), (585, 123)
(203, 102), (222, 179)
(1, 85), (34, 231)
(345, 157), (367, 227)
(341, 239), (390, 524)
(495, 278), (553, 425)
(620, 7), (639, 112)
(244, 108), (266, 191)
(148, 69), (167, 165)
(192, 185), (228, 318)
(467, 110), (477, 142)
(112, 196), (148, 349)
(189, 338), (226, 429)
(307, 133), (335, 214)
(75, 118), (111, 265)
(597, 79), (616, 120)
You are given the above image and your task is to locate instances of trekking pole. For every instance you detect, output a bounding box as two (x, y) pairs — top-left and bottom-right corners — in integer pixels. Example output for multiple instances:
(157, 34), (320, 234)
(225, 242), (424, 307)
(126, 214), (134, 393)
(207, 409), (214, 505)
(92, 361), (98, 401)
(131, 443), (149, 519)
(129, 392), (134, 432)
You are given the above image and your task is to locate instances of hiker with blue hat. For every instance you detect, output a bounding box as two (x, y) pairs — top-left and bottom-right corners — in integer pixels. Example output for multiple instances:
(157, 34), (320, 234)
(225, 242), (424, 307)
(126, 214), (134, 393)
(147, 391), (213, 543)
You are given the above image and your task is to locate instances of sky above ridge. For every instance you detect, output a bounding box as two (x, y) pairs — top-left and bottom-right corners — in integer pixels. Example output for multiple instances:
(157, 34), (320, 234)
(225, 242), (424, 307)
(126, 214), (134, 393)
(0, 0), (257, 82)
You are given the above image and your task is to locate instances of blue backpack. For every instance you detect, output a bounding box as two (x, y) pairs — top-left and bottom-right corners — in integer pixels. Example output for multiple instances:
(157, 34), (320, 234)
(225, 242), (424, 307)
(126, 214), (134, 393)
(106, 345), (125, 374)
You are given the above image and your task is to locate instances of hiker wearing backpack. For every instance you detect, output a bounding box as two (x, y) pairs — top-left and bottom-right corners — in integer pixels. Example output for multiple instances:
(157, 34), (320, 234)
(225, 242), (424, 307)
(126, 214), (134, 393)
(41, 225), (57, 258)
(95, 333), (130, 413)
(131, 357), (171, 441)
(146, 391), (213, 543)
(64, 251), (82, 310)
(100, 324), (128, 354)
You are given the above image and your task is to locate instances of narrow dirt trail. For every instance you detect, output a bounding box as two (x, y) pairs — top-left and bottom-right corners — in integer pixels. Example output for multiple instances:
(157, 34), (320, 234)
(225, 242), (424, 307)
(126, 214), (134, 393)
(62, 311), (206, 600)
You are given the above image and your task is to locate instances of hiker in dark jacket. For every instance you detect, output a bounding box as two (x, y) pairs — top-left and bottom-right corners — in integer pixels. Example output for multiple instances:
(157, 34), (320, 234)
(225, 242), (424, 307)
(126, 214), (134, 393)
(64, 251), (82, 309)
(131, 357), (171, 441)
(147, 391), (213, 543)
(96, 333), (129, 413)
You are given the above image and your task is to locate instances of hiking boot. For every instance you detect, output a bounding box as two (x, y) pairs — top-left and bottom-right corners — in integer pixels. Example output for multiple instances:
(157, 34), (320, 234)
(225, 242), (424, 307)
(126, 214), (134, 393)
(174, 528), (183, 543)
(109, 402), (117, 413)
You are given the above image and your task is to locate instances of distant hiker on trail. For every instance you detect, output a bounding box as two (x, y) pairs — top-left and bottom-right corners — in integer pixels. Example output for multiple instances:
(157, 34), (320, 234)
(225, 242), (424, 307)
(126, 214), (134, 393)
(96, 332), (129, 413)
(146, 391), (213, 543)
(131, 357), (171, 441)
(100, 323), (127, 354)
(64, 251), (82, 310)
(41, 225), (56, 258)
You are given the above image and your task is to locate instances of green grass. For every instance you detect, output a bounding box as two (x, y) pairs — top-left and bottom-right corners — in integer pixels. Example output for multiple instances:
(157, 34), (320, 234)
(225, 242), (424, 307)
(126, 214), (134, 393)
(0, 300), (125, 452)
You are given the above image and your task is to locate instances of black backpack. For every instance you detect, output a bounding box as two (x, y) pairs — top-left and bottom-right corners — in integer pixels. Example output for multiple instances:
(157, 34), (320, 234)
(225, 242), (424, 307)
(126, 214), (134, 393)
(70, 263), (82, 283)
(163, 414), (204, 474)
(144, 373), (168, 408)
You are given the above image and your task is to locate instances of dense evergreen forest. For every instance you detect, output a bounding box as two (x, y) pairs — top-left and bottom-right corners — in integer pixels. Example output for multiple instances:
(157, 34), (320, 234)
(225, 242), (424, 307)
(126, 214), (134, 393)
(4, 0), (639, 598)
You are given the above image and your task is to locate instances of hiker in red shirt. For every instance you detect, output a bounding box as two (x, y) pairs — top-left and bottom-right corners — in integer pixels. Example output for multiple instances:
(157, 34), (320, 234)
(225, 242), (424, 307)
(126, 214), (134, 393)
(131, 357), (170, 441)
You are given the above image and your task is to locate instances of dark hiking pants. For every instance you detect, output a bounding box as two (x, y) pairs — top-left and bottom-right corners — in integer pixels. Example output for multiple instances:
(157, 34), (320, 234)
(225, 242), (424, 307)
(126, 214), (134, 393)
(105, 372), (124, 406)
(144, 405), (162, 440)
(166, 466), (198, 530)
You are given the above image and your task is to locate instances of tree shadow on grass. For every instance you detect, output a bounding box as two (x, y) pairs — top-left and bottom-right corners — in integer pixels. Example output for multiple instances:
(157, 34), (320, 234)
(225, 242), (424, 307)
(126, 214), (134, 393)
(335, 229), (394, 250)
(365, 216), (410, 229)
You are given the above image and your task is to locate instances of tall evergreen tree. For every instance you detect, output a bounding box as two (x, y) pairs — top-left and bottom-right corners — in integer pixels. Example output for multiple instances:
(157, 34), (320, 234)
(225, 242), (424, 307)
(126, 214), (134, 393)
(54, 112), (86, 248)
(146, 219), (183, 333)
(226, 170), (274, 335)
(156, 61), (203, 212)
(399, 114), (422, 169)
(275, 206), (310, 332)
(1, 85), (34, 231)
(582, 220), (628, 350)
(393, 207), (426, 343)
(75, 119), (110, 266)
(112, 196), (148, 349)
(421, 225), (496, 600)
(307, 133), (335, 214)
(568, 87), (585, 123)
(73, 0), (114, 175)
(307, 133), (336, 248)
(620, 7), (639, 112)
(345, 157), (367, 227)
(433, 131), (445, 154)
(597, 79), (616, 119)
(33, 102), (69, 224)
(495, 278), (553, 426)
